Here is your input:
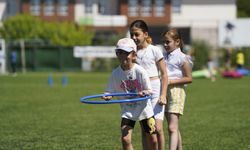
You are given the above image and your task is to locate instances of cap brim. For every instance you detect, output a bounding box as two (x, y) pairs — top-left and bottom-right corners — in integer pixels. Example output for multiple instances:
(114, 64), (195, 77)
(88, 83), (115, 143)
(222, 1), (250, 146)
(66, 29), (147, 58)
(115, 46), (134, 53)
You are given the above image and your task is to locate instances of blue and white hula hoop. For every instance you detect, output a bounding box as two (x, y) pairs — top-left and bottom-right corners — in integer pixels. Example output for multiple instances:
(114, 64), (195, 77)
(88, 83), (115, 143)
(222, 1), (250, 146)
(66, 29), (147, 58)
(80, 93), (152, 104)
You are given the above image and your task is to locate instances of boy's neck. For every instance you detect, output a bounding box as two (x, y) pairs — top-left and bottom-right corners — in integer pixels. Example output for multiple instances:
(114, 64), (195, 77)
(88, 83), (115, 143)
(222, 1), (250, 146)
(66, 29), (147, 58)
(121, 63), (135, 71)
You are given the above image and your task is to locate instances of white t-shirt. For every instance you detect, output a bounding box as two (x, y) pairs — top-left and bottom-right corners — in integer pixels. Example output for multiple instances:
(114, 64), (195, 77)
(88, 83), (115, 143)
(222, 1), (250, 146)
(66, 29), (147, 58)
(106, 64), (154, 121)
(164, 48), (191, 80)
(136, 44), (164, 77)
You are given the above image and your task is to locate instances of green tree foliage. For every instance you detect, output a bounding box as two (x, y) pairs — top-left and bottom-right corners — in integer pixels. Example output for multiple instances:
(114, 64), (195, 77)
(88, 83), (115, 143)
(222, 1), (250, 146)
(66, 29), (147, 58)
(43, 22), (93, 46)
(0, 14), (43, 40)
(191, 40), (210, 70)
(0, 14), (94, 46)
(237, 0), (250, 17)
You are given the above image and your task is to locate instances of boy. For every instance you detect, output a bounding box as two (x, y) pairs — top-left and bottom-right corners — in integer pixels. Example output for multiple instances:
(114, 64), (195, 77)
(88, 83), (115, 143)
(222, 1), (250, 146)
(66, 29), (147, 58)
(102, 38), (158, 150)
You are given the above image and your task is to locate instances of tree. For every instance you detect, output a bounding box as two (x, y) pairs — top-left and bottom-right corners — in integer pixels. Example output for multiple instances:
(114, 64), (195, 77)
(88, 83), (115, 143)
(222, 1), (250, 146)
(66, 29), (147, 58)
(0, 14), (94, 46)
(0, 14), (43, 41)
(43, 22), (93, 46)
(0, 14), (44, 73)
(237, 0), (250, 17)
(191, 40), (210, 71)
(0, 14), (94, 72)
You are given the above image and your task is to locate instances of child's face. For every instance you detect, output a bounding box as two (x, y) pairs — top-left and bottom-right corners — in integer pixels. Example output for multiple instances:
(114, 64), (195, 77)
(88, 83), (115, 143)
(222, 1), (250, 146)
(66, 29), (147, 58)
(162, 34), (179, 52)
(116, 50), (136, 69)
(130, 27), (148, 48)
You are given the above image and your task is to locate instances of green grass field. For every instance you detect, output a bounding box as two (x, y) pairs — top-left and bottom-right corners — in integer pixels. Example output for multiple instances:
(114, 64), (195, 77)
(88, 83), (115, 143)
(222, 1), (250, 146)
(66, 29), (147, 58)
(1, 72), (250, 150)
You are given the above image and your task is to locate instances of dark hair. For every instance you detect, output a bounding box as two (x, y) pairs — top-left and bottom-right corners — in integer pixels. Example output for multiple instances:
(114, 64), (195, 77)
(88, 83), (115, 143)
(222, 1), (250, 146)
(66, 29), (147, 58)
(129, 20), (152, 44)
(162, 28), (184, 51)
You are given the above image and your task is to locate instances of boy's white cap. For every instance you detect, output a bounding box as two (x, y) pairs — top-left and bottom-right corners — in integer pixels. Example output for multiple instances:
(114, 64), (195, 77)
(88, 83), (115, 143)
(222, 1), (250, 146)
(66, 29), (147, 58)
(115, 38), (137, 52)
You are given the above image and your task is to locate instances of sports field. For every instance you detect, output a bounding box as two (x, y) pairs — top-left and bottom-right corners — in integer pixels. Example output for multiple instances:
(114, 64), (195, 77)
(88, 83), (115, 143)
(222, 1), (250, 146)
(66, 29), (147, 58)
(1, 72), (250, 150)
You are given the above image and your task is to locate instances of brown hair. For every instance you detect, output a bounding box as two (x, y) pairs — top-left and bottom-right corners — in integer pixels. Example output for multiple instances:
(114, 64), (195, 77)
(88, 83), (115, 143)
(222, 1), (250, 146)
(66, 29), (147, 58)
(162, 28), (184, 51)
(129, 20), (152, 44)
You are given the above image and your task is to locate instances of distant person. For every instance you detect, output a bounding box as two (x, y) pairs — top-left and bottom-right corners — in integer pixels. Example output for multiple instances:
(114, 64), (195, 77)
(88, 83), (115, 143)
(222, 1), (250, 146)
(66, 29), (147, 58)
(102, 38), (158, 150)
(224, 48), (232, 71)
(207, 58), (216, 82)
(10, 50), (17, 76)
(129, 19), (168, 150)
(236, 49), (244, 69)
(162, 28), (192, 150)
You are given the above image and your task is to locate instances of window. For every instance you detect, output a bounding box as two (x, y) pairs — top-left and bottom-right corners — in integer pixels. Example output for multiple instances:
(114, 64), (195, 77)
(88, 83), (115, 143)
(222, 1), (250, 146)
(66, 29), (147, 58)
(141, 0), (151, 17)
(154, 0), (164, 17)
(172, 0), (182, 13)
(128, 0), (138, 17)
(44, 0), (54, 16)
(30, 0), (40, 16)
(57, 0), (68, 16)
(98, 0), (105, 15)
(6, 1), (18, 16)
(85, 0), (92, 15)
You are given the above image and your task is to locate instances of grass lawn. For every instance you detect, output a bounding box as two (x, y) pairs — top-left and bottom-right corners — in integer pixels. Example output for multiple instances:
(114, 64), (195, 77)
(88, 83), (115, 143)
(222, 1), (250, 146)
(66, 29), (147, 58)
(0, 72), (250, 150)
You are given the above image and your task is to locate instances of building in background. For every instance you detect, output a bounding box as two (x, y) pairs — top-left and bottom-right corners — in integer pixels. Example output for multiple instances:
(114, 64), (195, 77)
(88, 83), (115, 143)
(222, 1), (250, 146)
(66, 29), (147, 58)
(0, 0), (20, 21)
(0, 0), (237, 47)
(0, 0), (240, 72)
(75, 0), (171, 44)
(74, 0), (128, 44)
(0, 0), (171, 45)
(120, 0), (171, 44)
(21, 0), (75, 22)
(171, 0), (236, 48)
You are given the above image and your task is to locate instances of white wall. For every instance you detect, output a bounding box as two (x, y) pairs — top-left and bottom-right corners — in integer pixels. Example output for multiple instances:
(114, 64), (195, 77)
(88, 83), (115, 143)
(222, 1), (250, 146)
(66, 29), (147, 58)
(219, 19), (250, 47)
(171, 5), (236, 28)
(74, 0), (120, 23)
(0, 39), (6, 74)
(0, 0), (6, 21)
(74, 0), (85, 21)
(170, 0), (236, 48)
(182, 0), (236, 5)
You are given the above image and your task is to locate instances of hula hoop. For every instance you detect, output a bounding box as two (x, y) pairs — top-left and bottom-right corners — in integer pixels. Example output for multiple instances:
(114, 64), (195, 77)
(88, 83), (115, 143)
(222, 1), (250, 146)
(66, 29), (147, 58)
(80, 93), (152, 104)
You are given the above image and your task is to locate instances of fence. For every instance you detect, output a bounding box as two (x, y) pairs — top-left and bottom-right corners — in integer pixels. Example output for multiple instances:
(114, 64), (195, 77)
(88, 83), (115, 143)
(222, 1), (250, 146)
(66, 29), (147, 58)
(7, 45), (81, 72)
